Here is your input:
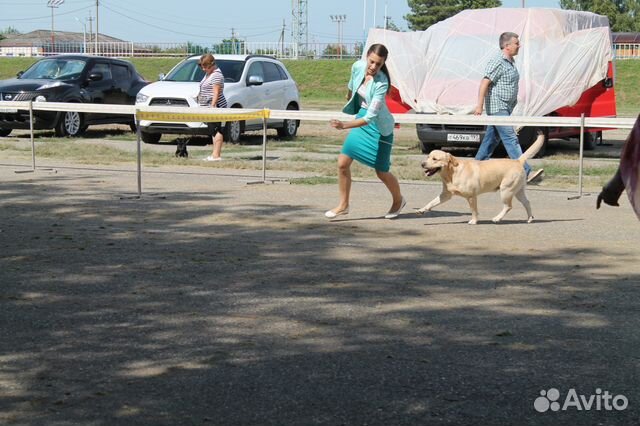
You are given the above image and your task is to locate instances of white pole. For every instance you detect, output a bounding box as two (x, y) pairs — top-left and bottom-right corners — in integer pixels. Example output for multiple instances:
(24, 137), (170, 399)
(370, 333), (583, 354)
(262, 115), (267, 182)
(136, 115), (142, 197)
(363, 0), (367, 41)
(29, 101), (35, 171)
(384, 1), (388, 29)
(577, 113), (585, 197)
(373, 0), (377, 28)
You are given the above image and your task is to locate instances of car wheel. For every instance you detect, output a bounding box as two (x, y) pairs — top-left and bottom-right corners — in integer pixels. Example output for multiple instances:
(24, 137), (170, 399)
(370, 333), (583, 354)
(422, 143), (440, 153)
(55, 111), (85, 137)
(277, 104), (299, 139)
(141, 131), (161, 144)
(582, 131), (596, 151)
(0, 128), (11, 137)
(224, 120), (242, 143)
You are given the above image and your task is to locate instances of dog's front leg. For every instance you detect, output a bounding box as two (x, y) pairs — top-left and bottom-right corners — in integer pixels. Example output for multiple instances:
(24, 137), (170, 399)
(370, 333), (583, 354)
(467, 197), (479, 224)
(417, 187), (452, 214)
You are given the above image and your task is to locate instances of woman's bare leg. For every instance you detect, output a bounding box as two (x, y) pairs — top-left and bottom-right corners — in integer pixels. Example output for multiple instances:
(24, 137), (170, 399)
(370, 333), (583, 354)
(328, 154), (353, 214)
(212, 132), (223, 159)
(376, 170), (403, 212)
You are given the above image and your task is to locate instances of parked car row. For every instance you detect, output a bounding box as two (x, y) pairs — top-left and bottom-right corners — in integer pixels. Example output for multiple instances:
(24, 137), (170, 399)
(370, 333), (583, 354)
(0, 55), (146, 137)
(136, 54), (301, 144)
(0, 54), (301, 142)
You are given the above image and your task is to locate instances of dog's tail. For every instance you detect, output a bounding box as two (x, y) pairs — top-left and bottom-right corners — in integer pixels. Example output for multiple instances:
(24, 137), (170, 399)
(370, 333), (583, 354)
(519, 131), (546, 164)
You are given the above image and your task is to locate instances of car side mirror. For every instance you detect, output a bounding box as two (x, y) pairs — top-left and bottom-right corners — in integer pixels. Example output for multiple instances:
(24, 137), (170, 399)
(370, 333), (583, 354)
(16, 71), (24, 78)
(248, 75), (264, 86)
(88, 72), (103, 82)
(603, 77), (613, 88)
(158, 73), (165, 81)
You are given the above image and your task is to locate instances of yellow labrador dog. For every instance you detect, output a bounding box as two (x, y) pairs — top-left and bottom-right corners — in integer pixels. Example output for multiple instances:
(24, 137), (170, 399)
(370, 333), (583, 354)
(419, 134), (545, 224)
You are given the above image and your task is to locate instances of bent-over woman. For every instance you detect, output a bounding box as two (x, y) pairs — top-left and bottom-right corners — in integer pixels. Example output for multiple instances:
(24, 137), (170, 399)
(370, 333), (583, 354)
(326, 43), (405, 219)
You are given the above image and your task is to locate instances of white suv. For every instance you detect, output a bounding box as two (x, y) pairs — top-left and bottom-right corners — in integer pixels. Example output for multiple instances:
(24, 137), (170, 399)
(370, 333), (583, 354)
(135, 54), (300, 143)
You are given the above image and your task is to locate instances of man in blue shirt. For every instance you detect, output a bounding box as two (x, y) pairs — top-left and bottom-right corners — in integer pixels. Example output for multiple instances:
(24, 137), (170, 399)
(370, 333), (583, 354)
(474, 32), (544, 184)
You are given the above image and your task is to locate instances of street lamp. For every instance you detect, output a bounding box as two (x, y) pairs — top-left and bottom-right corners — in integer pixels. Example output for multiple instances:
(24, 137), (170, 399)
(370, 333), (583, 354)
(47, 0), (65, 50)
(330, 14), (347, 59)
(75, 17), (87, 53)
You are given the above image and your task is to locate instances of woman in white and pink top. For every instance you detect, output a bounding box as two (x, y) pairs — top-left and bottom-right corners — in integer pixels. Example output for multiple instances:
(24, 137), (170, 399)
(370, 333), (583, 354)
(198, 53), (228, 161)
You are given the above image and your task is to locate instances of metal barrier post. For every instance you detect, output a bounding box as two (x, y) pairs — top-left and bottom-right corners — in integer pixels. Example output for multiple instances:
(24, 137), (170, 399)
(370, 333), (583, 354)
(136, 119), (142, 197)
(568, 113), (586, 200)
(246, 110), (287, 185)
(15, 101), (55, 174)
(262, 116), (267, 182)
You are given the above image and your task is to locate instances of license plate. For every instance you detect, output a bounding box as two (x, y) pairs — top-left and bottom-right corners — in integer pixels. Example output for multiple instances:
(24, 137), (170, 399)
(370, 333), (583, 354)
(0, 107), (18, 113)
(447, 133), (480, 142)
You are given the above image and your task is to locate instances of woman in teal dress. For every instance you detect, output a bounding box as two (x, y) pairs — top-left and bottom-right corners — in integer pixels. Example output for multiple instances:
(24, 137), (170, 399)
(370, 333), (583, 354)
(326, 43), (405, 219)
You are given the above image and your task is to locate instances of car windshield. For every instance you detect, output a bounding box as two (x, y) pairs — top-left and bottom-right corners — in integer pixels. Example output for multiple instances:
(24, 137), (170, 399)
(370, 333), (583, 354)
(20, 59), (86, 80)
(164, 59), (245, 83)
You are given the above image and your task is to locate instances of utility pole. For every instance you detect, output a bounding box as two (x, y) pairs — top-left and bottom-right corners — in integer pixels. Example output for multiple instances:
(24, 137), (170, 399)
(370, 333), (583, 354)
(291, 0), (308, 58)
(384, 1), (389, 29)
(330, 15), (346, 59)
(279, 19), (286, 57)
(362, 0), (367, 43)
(47, 0), (64, 51)
(87, 14), (94, 54)
(231, 28), (236, 54)
(95, 0), (99, 54)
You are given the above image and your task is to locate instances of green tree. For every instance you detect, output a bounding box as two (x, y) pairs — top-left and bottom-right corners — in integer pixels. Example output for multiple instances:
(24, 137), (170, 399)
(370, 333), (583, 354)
(560, 0), (640, 31)
(405, 0), (502, 31)
(0, 26), (20, 41)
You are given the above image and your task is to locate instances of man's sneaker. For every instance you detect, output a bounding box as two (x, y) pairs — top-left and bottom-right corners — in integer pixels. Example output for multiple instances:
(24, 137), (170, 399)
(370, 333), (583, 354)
(527, 168), (544, 184)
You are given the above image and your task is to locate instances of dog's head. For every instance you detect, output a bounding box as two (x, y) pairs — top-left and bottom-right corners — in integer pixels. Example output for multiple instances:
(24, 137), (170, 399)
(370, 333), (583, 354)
(421, 149), (459, 177)
(175, 138), (189, 158)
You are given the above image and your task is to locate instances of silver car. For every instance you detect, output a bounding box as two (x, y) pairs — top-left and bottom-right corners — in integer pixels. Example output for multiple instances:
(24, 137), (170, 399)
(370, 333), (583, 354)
(135, 54), (300, 143)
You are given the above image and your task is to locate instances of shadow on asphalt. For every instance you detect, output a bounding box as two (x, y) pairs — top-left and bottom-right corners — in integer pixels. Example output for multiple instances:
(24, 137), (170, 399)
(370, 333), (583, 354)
(1, 175), (638, 425)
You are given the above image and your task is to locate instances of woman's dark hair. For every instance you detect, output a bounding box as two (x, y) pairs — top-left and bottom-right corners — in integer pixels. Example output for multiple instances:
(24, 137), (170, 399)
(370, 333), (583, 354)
(367, 43), (391, 93)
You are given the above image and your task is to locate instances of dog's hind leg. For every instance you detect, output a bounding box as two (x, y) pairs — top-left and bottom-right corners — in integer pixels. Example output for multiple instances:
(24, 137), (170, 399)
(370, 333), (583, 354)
(514, 188), (533, 223)
(417, 186), (452, 214)
(492, 191), (514, 223)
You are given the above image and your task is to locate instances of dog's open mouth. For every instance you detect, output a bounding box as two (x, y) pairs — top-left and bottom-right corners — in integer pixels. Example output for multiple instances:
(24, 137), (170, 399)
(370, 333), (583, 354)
(424, 167), (441, 176)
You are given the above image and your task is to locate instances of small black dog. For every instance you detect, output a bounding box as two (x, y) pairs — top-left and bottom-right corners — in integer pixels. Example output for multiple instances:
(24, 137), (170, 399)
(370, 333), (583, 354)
(175, 138), (189, 158)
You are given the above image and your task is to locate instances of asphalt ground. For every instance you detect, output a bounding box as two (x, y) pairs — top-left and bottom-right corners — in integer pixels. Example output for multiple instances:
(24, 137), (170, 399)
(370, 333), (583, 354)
(1, 152), (639, 425)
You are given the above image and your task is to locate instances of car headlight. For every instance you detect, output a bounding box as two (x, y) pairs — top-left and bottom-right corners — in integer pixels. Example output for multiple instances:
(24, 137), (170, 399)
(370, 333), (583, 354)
(136, 93), (149, 104)
(34, 95), (47, 102)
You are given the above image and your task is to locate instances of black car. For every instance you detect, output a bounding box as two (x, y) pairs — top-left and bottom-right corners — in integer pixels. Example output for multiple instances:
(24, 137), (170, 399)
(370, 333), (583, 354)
(0, 55), (148, 137)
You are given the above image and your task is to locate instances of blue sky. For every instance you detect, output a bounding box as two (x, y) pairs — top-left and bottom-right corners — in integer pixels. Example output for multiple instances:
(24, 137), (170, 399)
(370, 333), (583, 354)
(0, 0), (561, 44)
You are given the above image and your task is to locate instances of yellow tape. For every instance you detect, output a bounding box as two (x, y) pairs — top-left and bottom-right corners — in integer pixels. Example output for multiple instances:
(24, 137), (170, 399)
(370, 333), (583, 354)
(136, 109), (270, 122)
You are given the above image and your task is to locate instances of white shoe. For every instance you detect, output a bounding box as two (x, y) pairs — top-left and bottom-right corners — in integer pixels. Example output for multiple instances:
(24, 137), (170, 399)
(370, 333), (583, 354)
(203, 156), (222, 162)
(384, 197), (406, 219)
(527, 168), (544, 184)
(324, 208), (349, 219)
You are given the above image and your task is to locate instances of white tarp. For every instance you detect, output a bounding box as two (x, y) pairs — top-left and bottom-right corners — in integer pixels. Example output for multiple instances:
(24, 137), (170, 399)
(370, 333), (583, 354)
(365, 8), (612, 117)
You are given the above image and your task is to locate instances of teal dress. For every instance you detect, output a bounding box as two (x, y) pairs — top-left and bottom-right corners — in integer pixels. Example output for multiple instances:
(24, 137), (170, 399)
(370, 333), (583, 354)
(341, 106), (394, 172)
(340, 60), (395, 172)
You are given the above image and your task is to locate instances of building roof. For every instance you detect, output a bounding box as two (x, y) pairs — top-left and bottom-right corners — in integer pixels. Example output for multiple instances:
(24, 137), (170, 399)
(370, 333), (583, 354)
(612, 32), (640, 43)
(0, 30), (126, 46)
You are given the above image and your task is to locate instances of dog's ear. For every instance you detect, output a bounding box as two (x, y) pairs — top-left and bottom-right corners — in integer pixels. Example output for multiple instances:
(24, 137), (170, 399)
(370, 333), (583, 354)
(448, 153), (459, 167)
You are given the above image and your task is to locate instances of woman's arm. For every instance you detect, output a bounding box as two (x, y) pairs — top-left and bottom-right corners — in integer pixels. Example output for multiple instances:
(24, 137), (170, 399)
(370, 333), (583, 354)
(330, 117), (367, 130)
(211, 84), (222, 108)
